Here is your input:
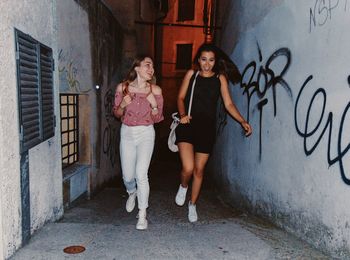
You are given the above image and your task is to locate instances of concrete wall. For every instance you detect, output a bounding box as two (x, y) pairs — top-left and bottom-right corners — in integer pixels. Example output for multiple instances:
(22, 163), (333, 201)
(0, 0), (63, 258)
(212, 0), (350, 257)
(86, 1), (124, 192)
(58, 0), (92, 94)
(58, 0), (124, 196)
(57, 0), (93, 205)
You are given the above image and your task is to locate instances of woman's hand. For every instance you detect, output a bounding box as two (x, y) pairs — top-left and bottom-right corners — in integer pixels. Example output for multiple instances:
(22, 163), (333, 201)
(120, 94), (132, 108)
(241, 121), (252, 136)
(146, 93), (159, 115)
(180, 115), (192, 124)
(146, 92), (157, 108)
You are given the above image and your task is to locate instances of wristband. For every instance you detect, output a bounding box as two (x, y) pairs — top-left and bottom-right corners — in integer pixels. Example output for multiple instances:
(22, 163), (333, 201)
(151, 106), (158, 111)
(180, 114), (186, 118)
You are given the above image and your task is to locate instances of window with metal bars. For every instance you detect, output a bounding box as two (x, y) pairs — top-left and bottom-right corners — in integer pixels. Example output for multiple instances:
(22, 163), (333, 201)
(60, 94), (79, 169)
(15, 29), (55, 153)
(178, 0), (195, 21)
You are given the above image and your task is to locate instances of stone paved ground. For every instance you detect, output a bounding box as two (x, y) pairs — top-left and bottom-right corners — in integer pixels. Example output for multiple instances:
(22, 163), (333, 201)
(11, 150), (331, 260)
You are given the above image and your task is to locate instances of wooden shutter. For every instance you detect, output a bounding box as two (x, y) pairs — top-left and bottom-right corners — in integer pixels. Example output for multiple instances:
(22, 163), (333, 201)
(16, 30), (41, 152)
(15, 29), (55, 153)
(40, 45), (55, 140)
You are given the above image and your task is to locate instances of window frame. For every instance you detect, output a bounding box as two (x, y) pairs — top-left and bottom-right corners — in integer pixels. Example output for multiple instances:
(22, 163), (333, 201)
(60, 94), (79, 169)
(175, 43), (193, 70)
(177, 0), (195, 22)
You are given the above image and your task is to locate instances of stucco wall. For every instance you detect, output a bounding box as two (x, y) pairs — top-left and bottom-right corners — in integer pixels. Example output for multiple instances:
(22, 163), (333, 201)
(212, 0), (350, 257)
(57, 0), (124, 195)
(58, 0), (92, 94)
(0, 0), (63, 258)
(86, 1), (124, 192)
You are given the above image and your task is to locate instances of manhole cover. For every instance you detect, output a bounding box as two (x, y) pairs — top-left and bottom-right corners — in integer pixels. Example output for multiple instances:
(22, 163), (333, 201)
(63, 245), (86, 254)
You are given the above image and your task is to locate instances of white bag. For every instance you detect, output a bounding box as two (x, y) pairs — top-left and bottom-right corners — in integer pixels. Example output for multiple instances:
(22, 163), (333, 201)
(168, 113), (180, 152)
(167, 71), (199, 152)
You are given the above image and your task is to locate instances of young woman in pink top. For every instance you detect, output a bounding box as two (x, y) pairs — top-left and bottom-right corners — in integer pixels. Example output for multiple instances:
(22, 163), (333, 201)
(113, 55), (164, 230)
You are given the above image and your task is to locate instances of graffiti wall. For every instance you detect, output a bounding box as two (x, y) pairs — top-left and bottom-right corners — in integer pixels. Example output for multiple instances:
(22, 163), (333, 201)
(212, 0), (350, 257)
(57, 0), (124, 194)
(58, 1), (92, 93)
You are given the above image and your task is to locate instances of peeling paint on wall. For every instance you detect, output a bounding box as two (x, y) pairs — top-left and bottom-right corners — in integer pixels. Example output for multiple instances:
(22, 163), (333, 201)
(58, 49), (85, 92)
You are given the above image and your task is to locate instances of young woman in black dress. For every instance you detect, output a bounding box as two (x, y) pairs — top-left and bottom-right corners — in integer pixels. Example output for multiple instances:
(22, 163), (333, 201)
(174, 43), (252, 222)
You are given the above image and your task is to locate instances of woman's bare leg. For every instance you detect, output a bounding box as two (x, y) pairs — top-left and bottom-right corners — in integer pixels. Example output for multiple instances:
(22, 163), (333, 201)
(178, 142), (195, 187)
(190, 152), (210, 204)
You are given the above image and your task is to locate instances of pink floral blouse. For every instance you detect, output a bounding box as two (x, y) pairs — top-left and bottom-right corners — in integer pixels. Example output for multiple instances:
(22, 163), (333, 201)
(114, 91), (164, 126)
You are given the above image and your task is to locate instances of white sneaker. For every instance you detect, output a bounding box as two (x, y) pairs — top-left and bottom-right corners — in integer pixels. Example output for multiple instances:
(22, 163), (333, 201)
(175, 185), (188, 206)
(136, 209), (148, 230)
(188, 201), (198, 223)
(126, 191), (137, 213)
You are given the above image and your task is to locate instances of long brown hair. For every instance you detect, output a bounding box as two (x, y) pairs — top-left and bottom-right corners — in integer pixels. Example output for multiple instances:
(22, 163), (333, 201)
(122, 55), (155, 95)
(193, 43), (241, 84)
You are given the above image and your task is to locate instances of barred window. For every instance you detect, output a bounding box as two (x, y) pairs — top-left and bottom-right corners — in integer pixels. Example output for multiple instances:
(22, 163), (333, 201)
(15, 29), (55, 153)
(60, 94), (79, 169)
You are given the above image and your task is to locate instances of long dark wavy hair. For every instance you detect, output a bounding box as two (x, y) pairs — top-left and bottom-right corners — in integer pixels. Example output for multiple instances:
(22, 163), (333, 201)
(193, 43), (241, 84)
(122, 54), (155, 95)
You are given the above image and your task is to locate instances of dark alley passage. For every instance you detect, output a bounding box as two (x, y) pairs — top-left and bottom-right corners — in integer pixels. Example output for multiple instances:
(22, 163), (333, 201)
(2, 0), (350, 259)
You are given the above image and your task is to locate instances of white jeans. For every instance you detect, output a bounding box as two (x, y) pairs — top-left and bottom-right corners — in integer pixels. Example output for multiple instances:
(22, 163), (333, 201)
(120, 124), (155, 210)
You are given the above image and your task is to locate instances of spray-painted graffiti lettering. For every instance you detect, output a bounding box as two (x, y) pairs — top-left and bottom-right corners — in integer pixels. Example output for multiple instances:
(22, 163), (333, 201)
(294, 75), (350, 185)
(240, 43), (292, 159)
(103, 89), (118, 167)
(217, 99), (227, 136)
(309, 0), (349, 33)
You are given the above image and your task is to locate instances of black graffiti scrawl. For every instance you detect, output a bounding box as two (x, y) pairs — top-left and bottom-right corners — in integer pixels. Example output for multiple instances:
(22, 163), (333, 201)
(103, 88), (118, 167)
(309, 0), (349, 33)
(239, 43), (292, 159)
(294, 75), (350, 185)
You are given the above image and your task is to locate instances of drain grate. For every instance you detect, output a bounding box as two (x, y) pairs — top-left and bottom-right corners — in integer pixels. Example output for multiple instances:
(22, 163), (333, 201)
(63, 245), (86, 254)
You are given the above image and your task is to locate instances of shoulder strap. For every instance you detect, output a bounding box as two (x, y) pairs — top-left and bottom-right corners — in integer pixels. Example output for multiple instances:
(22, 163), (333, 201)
(187, 71), (199, 117)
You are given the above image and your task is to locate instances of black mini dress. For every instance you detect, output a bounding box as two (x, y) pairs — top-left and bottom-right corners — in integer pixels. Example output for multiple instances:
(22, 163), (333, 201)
(175, 72), (221, 153)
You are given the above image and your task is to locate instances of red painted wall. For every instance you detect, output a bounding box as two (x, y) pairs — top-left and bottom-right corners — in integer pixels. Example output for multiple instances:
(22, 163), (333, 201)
(160, 0), (207, 78)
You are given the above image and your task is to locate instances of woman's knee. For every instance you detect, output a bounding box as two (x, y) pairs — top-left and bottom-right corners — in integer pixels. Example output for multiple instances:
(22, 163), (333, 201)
(123, 174), (134, 183)
(193, 168), (204, 179)
(182, 165), (194, 176)
(123, 178), (136, 192)
(136, 173), (149, 185)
